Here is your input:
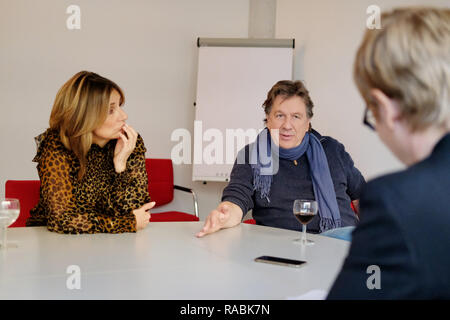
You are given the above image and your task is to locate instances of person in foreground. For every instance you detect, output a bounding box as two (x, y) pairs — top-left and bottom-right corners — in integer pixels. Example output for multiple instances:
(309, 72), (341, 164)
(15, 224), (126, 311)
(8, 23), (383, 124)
(327, 7), (450, 299)
(197, 80), (365, 238)
(26, 71), (155, 233)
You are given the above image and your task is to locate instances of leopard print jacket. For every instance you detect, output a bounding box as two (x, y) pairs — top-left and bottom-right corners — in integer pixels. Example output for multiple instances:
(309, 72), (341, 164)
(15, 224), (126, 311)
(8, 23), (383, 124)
(26, 129), (151, 234)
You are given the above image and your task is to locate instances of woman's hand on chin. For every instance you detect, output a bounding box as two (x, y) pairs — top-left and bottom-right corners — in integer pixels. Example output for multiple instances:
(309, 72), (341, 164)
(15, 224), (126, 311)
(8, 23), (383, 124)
(113, 124), (138, 173)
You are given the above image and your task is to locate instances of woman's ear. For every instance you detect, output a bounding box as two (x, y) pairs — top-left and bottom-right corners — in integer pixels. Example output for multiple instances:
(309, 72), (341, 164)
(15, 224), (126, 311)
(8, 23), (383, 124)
(369, 88), (400, 131)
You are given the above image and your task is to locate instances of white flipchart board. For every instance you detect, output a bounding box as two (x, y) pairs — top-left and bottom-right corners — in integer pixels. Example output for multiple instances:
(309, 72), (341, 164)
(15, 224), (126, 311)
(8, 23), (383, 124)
(193, 38), (294, 182)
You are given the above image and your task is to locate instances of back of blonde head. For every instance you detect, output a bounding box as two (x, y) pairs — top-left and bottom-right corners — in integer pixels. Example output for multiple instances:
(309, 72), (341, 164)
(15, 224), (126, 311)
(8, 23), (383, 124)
(50, 71), (124, 179)
(354, 7), (450, 131)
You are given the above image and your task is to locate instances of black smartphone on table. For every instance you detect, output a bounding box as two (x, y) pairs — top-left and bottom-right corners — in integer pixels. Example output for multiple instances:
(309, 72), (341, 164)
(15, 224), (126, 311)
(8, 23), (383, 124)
(254, 255), (306, 268)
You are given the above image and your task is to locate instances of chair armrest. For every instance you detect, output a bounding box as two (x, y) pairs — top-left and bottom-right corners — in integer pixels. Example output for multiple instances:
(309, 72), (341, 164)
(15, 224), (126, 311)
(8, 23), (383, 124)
(174, 185), (199, 218)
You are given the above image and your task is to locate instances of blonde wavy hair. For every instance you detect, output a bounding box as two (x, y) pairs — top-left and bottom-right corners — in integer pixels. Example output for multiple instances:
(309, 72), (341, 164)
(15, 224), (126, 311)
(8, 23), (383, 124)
(49, 71), (125, 179)
(354, 7), (450, 131)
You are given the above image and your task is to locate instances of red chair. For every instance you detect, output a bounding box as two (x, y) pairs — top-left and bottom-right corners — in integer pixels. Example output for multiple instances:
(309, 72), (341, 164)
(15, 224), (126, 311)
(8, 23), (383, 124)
(351, 201), (358, 215)
(5, 180), (40, 228)
(5, 159), (199, 227)
(145, 158), (199, 222)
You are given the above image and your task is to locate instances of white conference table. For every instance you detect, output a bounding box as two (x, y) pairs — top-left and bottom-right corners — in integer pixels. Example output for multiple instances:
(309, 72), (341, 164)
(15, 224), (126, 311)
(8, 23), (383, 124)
(0, 222), (350, 299)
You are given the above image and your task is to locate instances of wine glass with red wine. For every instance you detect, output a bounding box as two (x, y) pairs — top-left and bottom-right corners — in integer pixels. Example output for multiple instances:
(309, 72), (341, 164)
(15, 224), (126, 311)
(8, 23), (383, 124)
(293, 199), (318, 246)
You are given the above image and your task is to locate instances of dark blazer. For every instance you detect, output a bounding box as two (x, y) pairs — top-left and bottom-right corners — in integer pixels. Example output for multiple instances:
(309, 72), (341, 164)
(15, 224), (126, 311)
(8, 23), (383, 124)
(327, 133), (450, 299)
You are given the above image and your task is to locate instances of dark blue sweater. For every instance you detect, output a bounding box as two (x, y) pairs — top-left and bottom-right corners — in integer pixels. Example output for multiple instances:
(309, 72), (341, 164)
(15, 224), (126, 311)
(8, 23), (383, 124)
(222, 130), (365, 233)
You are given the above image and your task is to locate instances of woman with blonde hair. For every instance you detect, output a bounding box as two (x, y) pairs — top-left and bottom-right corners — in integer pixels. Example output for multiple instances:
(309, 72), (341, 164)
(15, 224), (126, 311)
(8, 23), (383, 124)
(27, 71), (155, 233)
(328, 7), (450, 299)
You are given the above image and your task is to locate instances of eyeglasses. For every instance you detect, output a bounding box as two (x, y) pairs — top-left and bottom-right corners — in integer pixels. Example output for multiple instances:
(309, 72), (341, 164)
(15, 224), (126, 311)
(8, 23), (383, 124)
(363, 106), (376, 131)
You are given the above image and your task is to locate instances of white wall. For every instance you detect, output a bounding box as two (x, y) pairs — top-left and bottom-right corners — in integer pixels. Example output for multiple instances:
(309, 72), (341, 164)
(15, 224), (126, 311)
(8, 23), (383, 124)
(0, 0), (249, 218)
(249, 0), (276, 38)
(2, 0), (449, 220)
(276, 0), (450, 180)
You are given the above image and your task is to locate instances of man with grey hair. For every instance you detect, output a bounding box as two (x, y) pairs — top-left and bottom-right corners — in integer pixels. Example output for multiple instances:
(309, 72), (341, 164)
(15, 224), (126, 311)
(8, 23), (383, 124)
(196, 80), (365, 238)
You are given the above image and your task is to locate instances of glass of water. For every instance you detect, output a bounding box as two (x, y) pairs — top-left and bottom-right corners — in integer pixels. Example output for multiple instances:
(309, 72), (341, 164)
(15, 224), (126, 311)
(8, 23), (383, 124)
(0, 198), (20, 250)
